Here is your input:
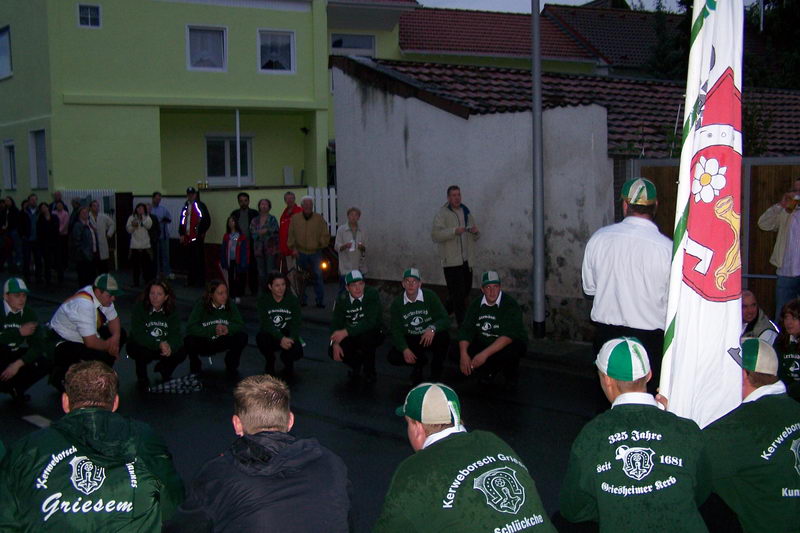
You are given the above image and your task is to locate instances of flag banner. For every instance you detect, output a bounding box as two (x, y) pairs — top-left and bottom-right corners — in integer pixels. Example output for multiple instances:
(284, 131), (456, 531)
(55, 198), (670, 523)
(660, 0), (744, 428)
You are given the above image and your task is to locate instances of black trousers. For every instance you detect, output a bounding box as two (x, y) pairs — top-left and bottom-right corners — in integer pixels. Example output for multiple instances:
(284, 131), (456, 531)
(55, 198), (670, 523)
(184, 332), (248, 373)
(0, 346), (51, 397)
(76, 257), (96, 287)
(126, 339), (187, 382)
(465, 339), (524, 379)
(443, 261), (472, 326)
(50, 327), (128, 391)
(256, 330), (303, 374)
(185, 239), (205, 287)
(130, 249), (154, 286)
(387, 331), (449, 381)
(592, 322), (664, 394)
(328, 329), (383, 376)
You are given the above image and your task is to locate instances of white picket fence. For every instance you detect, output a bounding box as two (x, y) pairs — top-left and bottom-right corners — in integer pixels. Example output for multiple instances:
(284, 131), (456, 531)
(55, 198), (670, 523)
(308, 186), (339, 236)
(61, 189), (116, 214)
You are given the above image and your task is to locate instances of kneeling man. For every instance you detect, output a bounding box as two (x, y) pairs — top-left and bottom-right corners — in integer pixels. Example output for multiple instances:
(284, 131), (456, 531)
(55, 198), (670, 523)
(376, 382), (556, 532)
(559, 337), (710, 532)
(48, 274), (126, 390)
(388, 268), (451, 384)
(458, 271), (526, 386)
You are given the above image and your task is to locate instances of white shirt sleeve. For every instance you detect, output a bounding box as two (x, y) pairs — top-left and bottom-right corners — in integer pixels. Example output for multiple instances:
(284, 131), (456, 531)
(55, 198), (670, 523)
(72, 298), (100, 338)
(581, 238), (597, 295)
(101, 303), (118, 322)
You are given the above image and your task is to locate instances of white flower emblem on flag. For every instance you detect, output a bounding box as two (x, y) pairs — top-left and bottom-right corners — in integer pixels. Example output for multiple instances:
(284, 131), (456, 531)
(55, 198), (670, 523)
(692, 156), (727, 203)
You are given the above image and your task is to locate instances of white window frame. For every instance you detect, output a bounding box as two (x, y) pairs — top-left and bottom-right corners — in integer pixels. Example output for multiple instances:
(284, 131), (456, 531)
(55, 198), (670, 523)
(330, 33), (375, 57)
(2, 141), (16, 190)
(28, 130), (48, 190)
(186, 25), (227, 72)
(257, 29), (295, 75)
(0, 26), (12, 81)
(205, 135), (254, 186)
(77, 4), (102, 29)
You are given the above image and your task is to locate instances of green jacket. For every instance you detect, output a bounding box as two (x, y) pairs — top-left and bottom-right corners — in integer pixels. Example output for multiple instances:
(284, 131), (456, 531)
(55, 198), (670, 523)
(331, 286), (383, 337)
(389, 289), (450, 351)
(703, 387), (800, 533)
(257, 291), (302, 341)
(186, 300), (244, 339)
(0, 408), (183, 532)
(560, 395), (710, 533)
(458, 292), (527, 346)
(130, 305), (183, 351)
(0, 304), (43, 363)
(376, 430), (556, 533)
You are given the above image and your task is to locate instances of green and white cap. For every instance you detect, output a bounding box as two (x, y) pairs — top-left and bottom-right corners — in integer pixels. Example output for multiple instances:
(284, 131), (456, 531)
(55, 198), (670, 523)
(396, 382), (461, 425)
(93, 273), (122, 296)
(403, 268), (420, 280)
(481, 271), (501, 287)
(731, 338), (778, 376)
(596, 337), (651, 381)
(3, 277), (29, 295)
(345, 270), (364, 285)
(621, 177), (657, 206)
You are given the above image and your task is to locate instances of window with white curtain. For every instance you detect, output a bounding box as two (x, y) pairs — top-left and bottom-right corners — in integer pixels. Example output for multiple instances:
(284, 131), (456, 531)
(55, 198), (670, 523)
(187, 26), (226, 71)
(259, 30), (294, 73)
(29, 130), (47, 189)
(78, 5), (101, 28)
(0, 26), (11, 80)
(206, 136), (253, 185)
(2, 142), (16, 190)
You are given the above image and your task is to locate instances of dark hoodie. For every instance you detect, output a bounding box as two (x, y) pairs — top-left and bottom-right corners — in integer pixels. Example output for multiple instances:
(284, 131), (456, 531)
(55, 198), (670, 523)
(0, 408), (183, 532)
(165, 431), (350, 533)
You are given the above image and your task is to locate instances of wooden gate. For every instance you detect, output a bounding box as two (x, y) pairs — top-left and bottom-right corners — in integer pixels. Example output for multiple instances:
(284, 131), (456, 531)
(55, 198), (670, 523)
(634, 158), (800, 320)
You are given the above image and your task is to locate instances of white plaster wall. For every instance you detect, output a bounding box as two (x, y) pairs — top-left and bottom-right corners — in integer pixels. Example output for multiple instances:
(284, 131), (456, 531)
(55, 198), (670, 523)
(542, 105), (614, 338)
(332, 68), (613, 338)
(333, 69), (533, 293)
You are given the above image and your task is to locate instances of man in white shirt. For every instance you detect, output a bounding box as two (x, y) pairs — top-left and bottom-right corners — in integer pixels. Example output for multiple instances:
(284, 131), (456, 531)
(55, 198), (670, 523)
(582, 177), (672, 393)
(757, 178), (800, 319)
(48, 273), (126, 390)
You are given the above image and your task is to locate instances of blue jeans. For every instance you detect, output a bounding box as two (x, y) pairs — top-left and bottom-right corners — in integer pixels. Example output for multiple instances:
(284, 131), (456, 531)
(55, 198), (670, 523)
(156, 237), (170, 276)
(776, 275), (800, 319)
(297, 251), (324, 305)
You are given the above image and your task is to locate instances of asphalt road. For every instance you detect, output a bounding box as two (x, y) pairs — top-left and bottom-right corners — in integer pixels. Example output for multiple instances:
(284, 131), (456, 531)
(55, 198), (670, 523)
(0, 281), (600, 531)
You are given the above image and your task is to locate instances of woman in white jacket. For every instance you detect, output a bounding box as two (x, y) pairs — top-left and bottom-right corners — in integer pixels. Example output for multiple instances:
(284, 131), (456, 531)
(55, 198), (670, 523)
(126, 202), (154, 287)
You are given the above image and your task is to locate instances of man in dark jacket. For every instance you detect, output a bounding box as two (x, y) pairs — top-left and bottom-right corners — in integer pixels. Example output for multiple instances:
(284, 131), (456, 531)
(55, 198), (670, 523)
(0, 361), (183, 531)
(230, 191), (259, 295)
(179, 187), (211, 287)
(165, 374), (350, 533)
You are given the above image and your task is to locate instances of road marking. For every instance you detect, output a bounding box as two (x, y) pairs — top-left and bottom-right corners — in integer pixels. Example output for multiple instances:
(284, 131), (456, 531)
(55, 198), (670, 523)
(22, 414), (51, 428)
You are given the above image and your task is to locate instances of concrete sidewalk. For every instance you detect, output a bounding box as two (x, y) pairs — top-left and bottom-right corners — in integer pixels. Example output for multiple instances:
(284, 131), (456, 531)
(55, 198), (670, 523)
(14, 268), (596, 377)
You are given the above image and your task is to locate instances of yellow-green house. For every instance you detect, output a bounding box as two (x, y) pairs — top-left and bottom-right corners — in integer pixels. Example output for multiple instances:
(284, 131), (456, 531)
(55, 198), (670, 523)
(0, 0), (330, 202)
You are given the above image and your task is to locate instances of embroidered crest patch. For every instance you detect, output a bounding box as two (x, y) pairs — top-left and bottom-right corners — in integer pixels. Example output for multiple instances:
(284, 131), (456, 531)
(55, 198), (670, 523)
(473, 466), (526, 514)
(615, 445), (655, 481)
(69, 456), (106, 495)
(791, 438), (800, 478)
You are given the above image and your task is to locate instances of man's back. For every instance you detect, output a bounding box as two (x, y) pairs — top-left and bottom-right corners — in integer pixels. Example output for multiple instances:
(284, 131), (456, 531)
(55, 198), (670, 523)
(0, 408), (182, 532)
(166, 431), (349, 533)
(376, 430), (556, 533)
(704, 390), (800, 533)
(582, 217), (672, 330)
(560, 399), (709, 533)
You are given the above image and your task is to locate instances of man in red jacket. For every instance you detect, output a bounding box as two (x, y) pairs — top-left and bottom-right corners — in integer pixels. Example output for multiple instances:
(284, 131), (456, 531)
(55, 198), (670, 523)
(279, 191), (302, 272)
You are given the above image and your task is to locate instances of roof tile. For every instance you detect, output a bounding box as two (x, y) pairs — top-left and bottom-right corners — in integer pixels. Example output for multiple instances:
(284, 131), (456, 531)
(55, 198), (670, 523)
(349, 58), (800, 158)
